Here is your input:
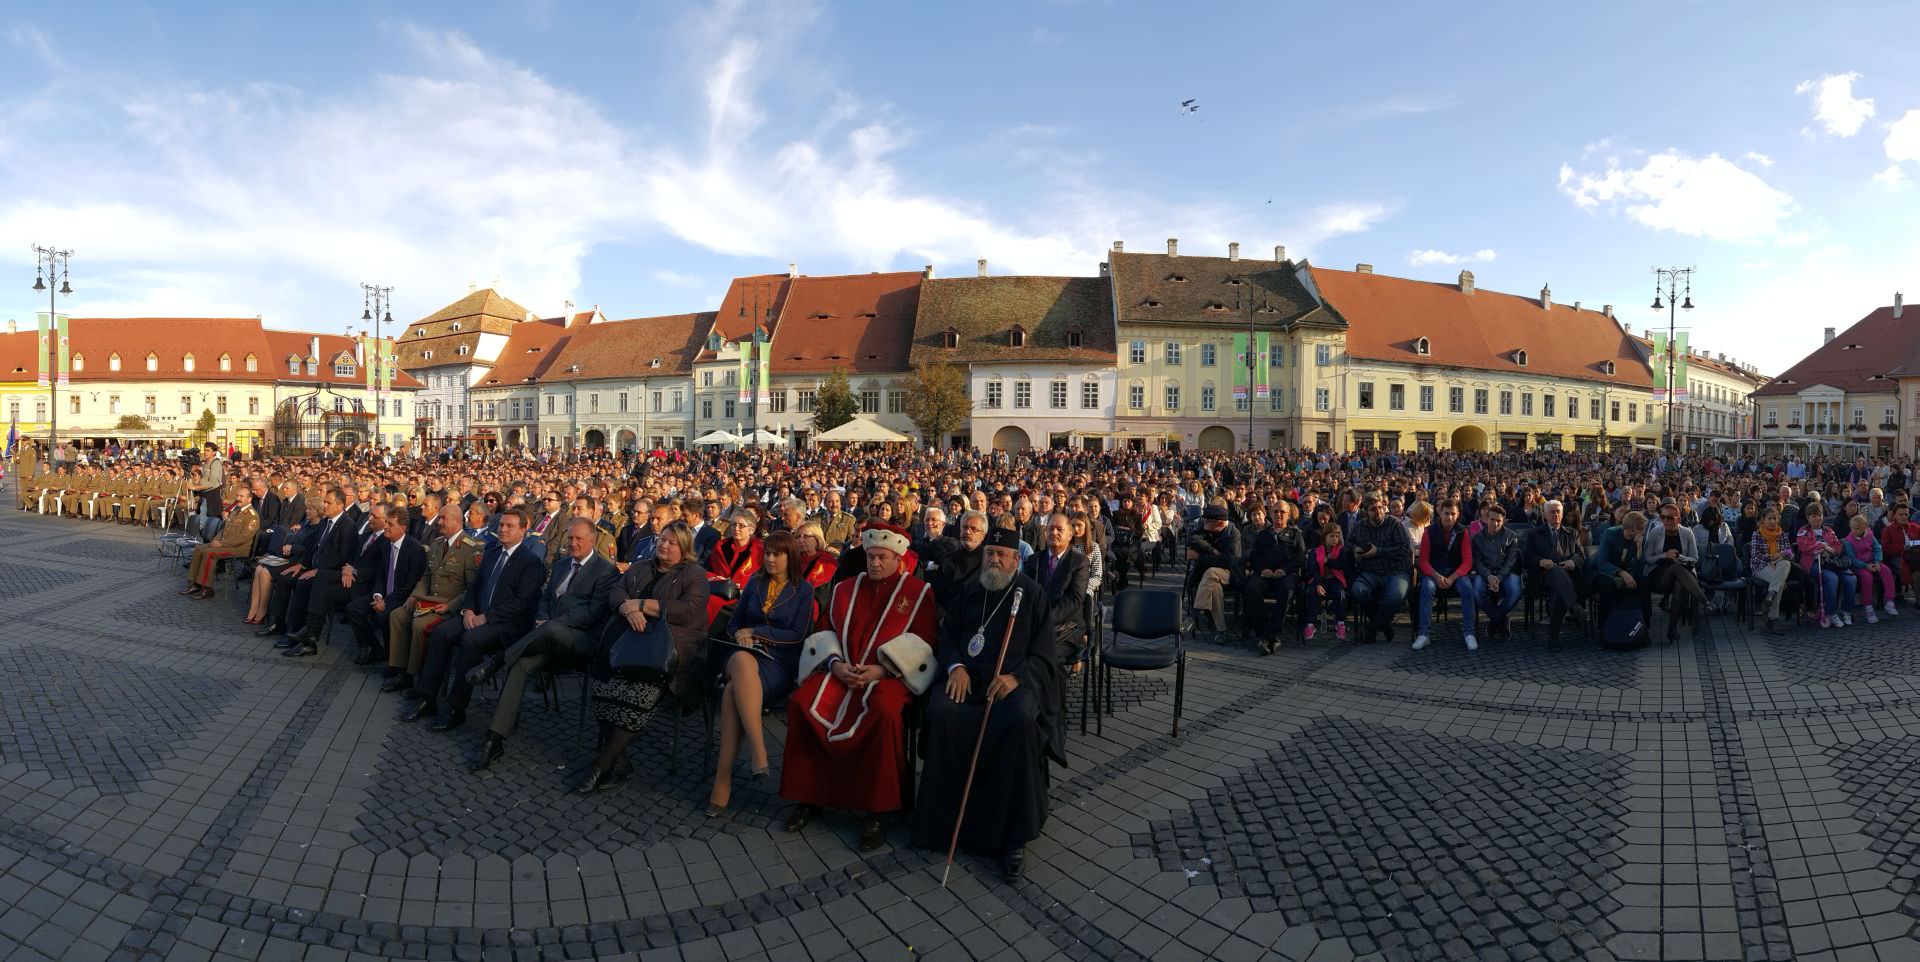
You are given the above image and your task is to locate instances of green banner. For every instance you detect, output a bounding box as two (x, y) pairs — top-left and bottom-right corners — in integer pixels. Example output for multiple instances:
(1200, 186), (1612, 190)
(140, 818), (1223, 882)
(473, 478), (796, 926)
(366, 335), (377, 391)
(381, 338), (395, 392)
(737, 340), (751, 405)
(34, 314), (48, 388)
(1672, 331), (1689, 400)
(755, 330), (771, 405)
(1232, 333), (1248, 400)
(1650, 331), (1690, 402)
(1255, 331), (1271, 399)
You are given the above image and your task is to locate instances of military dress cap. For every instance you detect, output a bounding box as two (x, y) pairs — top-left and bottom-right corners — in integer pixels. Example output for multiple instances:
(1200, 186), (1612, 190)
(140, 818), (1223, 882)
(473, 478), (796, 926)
(984, 527), (1021, 551)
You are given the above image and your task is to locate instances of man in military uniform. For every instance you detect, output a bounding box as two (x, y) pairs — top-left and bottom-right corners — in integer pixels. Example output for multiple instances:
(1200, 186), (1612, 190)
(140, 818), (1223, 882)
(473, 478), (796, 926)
(382, 508), (481, 693)
(182, 486), (258, 598)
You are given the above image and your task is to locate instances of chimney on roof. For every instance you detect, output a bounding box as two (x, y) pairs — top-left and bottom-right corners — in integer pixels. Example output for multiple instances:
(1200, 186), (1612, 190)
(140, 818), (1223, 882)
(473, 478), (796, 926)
(1112, 241), (1123, 253)
(1540, 285), (1552, 311)
(1356, 263), (1373, 274)
(1228, 242), (1240, 261)
(1603, 304), (1613, 318)
(563, 299), (574, 317)
(1896, 292), (1905, 318)
(1100, 262), (1110, 277)
(923, 264), (935, 279)
(1167, 238), (1178, 256)
(1275, 245), (1287, 261)
(309, 336), (320, 359)
(1717, 352), (1726, 362)
(1458, 270), (1474, 294)
(1572, 301), (1581, 312)
(787, 262), (797, 278)
(977, 258), (988, 277)
(4, 319), (13, 334)
(1824, 327), (1836, 344)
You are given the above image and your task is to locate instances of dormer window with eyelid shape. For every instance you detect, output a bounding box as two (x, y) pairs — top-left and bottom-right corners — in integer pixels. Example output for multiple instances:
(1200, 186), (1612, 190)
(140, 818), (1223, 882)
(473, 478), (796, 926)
(941, 327), (958, 348)
(1009, 325), (1026, 347)
(1601, 360), (1615, 375)
(1414, 337), (1431, 356)
(1512, 349), (1528, 366)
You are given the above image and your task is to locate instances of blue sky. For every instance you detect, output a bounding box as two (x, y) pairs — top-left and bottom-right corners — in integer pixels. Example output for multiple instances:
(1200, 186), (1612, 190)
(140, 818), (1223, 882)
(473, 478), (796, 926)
(2, 0), (1917, 373)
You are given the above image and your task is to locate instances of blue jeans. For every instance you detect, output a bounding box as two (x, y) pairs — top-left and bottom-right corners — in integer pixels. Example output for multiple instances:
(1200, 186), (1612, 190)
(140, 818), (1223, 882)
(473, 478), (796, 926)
(1815, 568), (1857, 616)
(1350, 572), (1410, 633)
(1416, 575), (1479, 634)
(1478, 573), (1523, 622)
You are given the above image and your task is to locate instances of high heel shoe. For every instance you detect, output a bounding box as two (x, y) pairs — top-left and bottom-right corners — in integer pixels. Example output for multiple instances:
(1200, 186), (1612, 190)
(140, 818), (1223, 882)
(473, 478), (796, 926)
(578, 767), (617, 795)
(746, 765), (770, 782)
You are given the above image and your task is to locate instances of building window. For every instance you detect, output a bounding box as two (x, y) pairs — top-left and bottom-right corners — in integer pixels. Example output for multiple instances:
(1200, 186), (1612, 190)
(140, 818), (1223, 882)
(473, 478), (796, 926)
(797, 390), (816, 413)
(887, 390), (906, 414)
(1449, 387), (1464, 413)
(984, 381), (1002, 409)
(1542, 394), (1555, 418)
(767, 391), (786, 414)
(71, 353), (84, 372)
(1764, 407), (1777, 427)
(5, 400), (14, 421)
(1128, 383), (1145, 409)
(1499, 390), (1513, 416)
(1628, 402), (1638, 423)
(111, 353), (124, 372)
(1315, 344), (1332, 366)
(1009, 326), (1026, 348)
(589, 394), (599, 414)
(180, 395), (192, 415)
(144, 395), (157, 415)
(1358, 383), (1374, 409)
(69, 396), (79, 414)
(245, 353), (257, 372)
(1200, 343), (1217, 367)
(1270, 343), (1284, 367)
(335, 361), (355, 378)
(108, 395), (120, 415)
(1165, 342), (1182, 366)
(725, 399), (736, 419)
(1129, 340), (1146, 365)
(1066, 331), (1082, 348)
(703, 371), (713, 387)
(146, 352), (159, 372)
(1081, 381), (1099, 409)
(1520, 393), (1533, 416)
(1315, 387), (1330, 411)
(1474, 389), (1489, 415)
(617, 392), (628, 412)
(546, 396), (555, 415)
(1419, 385), (1434, 412)
(1201, 385), (1216, 412)
(306, 358), (318, 375)
(860, 390), (880, 414)
(1611, 400), (1621, 421)
(1050, 381), (1067, 409)
(672, 390), (684, 412)
(701, 398), (713, 419)
(183, 353), (195, 372)
(248, 397), (259, 415)
(1415, 337), (1430, 356)
(1165, 383), (1182, 410)
(1389, 384), (1405, 411)
(942, 328), (959, 349)
(1013, 381), (1031, 409)
(216, 395), (227, 414)
(651, 391), (663, 412)
(1270, 388), (1285, 411)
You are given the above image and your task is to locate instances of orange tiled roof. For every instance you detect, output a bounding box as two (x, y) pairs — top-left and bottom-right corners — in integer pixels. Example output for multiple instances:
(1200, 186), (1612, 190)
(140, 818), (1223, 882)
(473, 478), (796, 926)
(0, 317), (275, 382)
(542, 312), (714, 381)
(766, 272), (922, 374)
(265, 330), (424, 389)
(700, 275), (793, 362)
(477, 320), (574, 387)
(1757, 304), (1912, 396)
(1306, 266), (1653, 387)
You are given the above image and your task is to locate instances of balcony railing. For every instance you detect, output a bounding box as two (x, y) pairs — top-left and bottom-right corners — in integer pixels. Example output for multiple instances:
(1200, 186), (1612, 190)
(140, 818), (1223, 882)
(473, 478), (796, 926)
(1882, 421), (1899, 431)
(1848, 422), (1868, 433)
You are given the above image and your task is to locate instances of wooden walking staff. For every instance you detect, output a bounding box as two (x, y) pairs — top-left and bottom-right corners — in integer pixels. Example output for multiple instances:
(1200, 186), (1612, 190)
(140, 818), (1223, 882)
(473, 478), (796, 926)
(941, 586), (1023, 888)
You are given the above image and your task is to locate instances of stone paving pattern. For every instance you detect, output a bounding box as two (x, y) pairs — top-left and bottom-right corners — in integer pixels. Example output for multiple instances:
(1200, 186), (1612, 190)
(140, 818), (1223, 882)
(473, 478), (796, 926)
(2, 486), (1920, 960)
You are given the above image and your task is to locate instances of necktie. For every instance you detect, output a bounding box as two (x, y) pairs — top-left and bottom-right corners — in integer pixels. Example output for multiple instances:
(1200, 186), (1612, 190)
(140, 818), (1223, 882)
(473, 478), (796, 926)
(1043, 551), (1055, 583)
(386, 543), (398, 596)
(555, 560), (579, 597)
(481, 550), (506, 611)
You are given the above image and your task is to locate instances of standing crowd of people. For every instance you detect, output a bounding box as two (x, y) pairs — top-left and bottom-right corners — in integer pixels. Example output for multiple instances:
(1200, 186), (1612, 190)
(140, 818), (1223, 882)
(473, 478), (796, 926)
(10, 439), (1920, 878)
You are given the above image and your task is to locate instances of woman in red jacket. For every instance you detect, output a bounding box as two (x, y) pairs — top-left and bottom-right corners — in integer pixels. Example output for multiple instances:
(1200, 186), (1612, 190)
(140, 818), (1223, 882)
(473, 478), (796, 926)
(705, 507), (764, 625)
(1881, 501), (1920, 605)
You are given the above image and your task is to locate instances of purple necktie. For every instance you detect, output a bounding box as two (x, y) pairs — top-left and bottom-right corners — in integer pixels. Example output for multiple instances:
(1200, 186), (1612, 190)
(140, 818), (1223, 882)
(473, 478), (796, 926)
(386, 542), (398, 596)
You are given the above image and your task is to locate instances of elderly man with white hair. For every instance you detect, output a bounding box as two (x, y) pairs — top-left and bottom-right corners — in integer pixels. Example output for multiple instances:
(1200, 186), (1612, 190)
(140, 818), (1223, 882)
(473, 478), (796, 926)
(1524, 499), (1585, 649)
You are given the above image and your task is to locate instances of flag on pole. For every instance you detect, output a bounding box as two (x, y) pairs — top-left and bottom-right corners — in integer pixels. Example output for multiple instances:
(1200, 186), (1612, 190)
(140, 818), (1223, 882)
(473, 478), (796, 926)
(1671, 331), (1690, 401)
(1231, 333), (1249, 401)
(4, 420), (16, 459)
(755, 329), (771, 405)
(1254, 332), (1271, 399)
(34, 314), (49, 389)
(54, 314), (69, 388)
(736, 340), (752, 404)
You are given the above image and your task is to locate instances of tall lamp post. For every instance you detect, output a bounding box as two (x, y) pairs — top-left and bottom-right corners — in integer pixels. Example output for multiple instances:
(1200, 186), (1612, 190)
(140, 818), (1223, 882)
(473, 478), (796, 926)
(1651, 267), (1694, 453)
(31, 246), (73, 455)
(361, 283), (393, 451)
(1234, 273), (1269, 452)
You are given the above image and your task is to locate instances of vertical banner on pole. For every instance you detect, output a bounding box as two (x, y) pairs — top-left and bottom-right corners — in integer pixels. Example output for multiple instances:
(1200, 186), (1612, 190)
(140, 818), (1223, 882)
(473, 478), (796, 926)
(34, 314), (49, 389)
(54, 314), (69, 388)
(1231, 333), (1248, 401)
(736, 341), (751, 405)
(756, 331), (771, 406)
(1650, 332), (1669, 402)
(1254, 332), (1271, 400)
(365, 335), (377, 391)
(1672, 332), (1689, 400)
(382, 338), (396, 392)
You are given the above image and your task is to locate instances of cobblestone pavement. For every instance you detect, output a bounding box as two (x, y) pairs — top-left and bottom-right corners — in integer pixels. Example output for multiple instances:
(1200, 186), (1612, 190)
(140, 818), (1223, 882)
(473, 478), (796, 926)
(4, 491), (1920, 961)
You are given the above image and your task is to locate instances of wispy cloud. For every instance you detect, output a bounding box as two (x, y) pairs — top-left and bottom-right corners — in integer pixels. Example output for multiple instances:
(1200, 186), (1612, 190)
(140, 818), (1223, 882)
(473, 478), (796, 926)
(1744, 151), (1774, 168)
(1346, 94), (1457, 121)
(1408, 248), (1496, 267)
(1872, 164), (1908, 191)
(1558, 149), (1796, 244)
(1796, 72), (1875, 137)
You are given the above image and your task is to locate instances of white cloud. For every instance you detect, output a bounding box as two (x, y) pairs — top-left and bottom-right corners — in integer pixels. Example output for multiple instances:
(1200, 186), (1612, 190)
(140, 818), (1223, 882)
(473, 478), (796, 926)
(1408, 248), (1495, 267)
(1796, 72), (1875, 137)
(0, 10), (1397, 328)
(1872, 164), (1909, 190)
(1744, 151), (1774, 167)
(1557, 150), (1795, 244)
(1883, 108), (1920, 163)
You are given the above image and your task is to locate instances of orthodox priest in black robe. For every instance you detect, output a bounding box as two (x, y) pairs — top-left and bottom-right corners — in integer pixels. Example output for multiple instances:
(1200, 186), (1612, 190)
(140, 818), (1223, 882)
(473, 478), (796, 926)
(911, 527), (1067, 880)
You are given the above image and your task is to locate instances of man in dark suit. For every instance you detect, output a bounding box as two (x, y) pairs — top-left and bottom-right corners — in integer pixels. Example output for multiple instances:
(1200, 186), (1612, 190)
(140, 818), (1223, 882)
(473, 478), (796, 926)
(404, 507), (546, 731)
(345, 508), (427, 666)
(464, 518), (619, 771)
(1021, 513), (1089, 665)
(277, 488), (359, 657)
(685, 498), (721, 563)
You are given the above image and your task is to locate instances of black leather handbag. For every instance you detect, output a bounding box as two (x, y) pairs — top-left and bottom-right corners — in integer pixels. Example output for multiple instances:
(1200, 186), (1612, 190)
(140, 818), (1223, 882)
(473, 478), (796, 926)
(609, 618), (674, 678)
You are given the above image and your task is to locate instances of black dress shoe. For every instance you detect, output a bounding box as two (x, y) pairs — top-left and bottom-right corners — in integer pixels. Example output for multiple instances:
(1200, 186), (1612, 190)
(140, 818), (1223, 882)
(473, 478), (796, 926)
(428, 708), (465, 732)
(273, 633), (301, 649)
(857, 815), (887, 853)
(1002, 846), (1025, 881)
(281, 641), (318, 658)
(577, 767), (618, 795)
(400, 699), (436, 723)
(470, 734), (505, 772)
(379, 673), (413, 693)
(254, 624), (283, 638)
(784, 804), (820, 832)
(353, 646), (384, 667)
(464, 654), (503, 687)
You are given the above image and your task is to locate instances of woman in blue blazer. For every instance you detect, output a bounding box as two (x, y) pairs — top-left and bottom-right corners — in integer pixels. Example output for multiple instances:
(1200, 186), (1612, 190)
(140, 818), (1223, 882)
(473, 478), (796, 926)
(708, 531), (814, 817)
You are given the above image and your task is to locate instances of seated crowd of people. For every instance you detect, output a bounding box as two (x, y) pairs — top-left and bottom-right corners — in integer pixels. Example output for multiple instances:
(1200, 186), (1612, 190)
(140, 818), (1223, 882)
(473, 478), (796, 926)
(11, 441), (1920, 877)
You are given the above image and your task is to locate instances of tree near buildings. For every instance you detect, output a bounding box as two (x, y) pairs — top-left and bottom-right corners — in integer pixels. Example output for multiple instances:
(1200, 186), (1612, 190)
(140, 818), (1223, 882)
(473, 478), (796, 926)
(902, 362), (969, 449)
(190, 409), (217, 445)
(114, 414), (151, 430)
(812, 369), (859, 433)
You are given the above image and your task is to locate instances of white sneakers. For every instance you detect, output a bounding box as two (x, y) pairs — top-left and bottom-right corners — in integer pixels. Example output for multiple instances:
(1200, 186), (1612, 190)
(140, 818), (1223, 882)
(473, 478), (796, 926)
(1463, 634), (1479, 652)
(1885, 601), (1899, 617)
(1411, 634), (1430, 651)
(1841, 611), (1854, 627)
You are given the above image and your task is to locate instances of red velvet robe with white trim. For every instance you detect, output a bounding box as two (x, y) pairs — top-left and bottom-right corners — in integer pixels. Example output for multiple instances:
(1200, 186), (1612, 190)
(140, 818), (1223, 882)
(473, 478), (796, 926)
(779, 570), (938, 813)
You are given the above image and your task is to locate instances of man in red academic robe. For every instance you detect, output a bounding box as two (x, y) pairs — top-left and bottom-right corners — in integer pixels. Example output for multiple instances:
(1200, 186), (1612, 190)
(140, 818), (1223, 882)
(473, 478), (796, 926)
(780, 521), (939, 852)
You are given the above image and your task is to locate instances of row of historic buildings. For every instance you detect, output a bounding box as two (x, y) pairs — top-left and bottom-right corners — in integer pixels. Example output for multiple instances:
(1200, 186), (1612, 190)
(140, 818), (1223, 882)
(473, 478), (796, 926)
(3, 240), (1791, 455)
(1751, 295), (1920, 458)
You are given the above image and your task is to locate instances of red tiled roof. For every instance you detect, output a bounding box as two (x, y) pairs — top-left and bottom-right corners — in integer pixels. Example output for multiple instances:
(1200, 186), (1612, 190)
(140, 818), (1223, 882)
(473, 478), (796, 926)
(264, 330), (424, 390)
(541, 312), (714, 381)
(1628, 335), (1768, 387)
(1306, 267), (1653, 387)
(767, 272), (923, 374)
(698, 274), (792, 362)
(478, 321), (572, 387)
(0, 317), (275, 382)
(1756, 305), (1912, 396)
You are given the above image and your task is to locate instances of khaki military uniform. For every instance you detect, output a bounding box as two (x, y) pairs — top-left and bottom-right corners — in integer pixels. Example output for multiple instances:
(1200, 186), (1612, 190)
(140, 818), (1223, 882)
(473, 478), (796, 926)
(389, 530), (483, 675)
(188, 503), (259, 588)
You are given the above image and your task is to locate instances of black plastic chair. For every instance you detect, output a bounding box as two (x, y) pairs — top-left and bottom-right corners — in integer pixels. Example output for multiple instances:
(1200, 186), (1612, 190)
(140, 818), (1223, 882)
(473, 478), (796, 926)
(1701, 542), (1749, 623)
(1101, 588), (1185, 737)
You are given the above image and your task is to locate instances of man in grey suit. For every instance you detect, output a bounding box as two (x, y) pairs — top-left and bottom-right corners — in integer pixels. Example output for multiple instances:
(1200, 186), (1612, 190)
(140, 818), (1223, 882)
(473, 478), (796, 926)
(465, 518), (619, 771)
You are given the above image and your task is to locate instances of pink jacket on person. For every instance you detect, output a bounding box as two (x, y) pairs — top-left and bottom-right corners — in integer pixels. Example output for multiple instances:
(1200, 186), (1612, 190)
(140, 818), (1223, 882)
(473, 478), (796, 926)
(1792, 525), (1843, 574)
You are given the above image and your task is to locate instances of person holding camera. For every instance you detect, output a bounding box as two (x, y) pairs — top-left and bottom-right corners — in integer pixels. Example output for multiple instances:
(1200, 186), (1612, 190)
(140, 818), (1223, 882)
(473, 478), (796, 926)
(1643, 501), (1709, 641)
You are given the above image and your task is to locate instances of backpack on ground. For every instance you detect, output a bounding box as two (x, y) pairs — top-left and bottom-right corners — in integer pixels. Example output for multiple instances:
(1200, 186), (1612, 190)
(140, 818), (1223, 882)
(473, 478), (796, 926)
(1599, 604), (1649, 650)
